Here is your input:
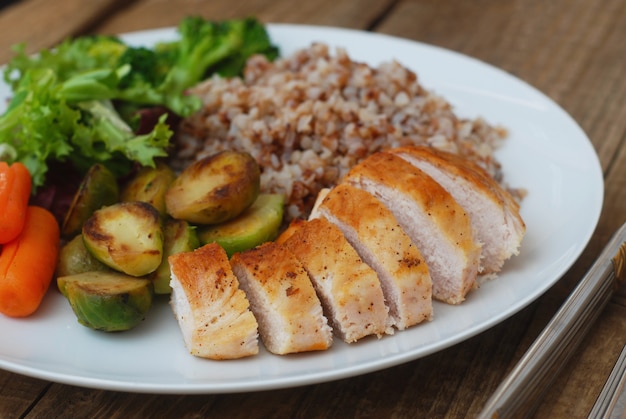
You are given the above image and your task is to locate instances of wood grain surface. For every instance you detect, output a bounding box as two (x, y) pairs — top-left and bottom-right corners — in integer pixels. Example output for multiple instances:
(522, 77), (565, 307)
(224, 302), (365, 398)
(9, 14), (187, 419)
(1, 0), (625, 417)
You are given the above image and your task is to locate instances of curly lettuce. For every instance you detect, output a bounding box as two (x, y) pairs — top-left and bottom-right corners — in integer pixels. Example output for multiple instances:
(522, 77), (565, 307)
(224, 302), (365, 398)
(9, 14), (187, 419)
(0, 16), (278, 189)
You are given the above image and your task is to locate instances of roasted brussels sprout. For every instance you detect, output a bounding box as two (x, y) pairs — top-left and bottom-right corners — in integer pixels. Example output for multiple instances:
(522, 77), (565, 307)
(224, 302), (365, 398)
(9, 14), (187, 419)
(62, 163), (119, 237)
(120, 162), (176, 215)
(57, 271), (153, 332)
(149, 218), (200, 294)
(82, 201), (164, 277)
(198, 193), (285, 257)
(165, 151), (260, 225)
(56, 234), (110, 277)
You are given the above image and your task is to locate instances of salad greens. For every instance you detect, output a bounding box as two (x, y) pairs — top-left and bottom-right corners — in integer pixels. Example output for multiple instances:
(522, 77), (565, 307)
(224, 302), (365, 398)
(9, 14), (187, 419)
(0, 16), (279, 189)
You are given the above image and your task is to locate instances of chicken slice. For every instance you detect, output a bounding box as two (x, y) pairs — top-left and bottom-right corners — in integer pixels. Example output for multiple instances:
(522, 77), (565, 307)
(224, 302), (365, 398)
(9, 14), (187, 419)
(388, 145), (525, 275)
(310, 183), (433, 330)
(343, 151), (481, 304)
(169, 243), (259, 360)
(230, 242), (333, 355)
(280, 217), (392, 342)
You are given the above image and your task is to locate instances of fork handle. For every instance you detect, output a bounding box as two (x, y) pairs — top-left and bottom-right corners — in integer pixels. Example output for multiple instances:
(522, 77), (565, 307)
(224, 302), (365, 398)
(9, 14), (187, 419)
(478, 222), (626, 419)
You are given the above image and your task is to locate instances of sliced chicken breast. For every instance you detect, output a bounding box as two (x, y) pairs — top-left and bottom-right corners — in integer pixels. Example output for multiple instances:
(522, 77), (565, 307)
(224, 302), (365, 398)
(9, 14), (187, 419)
(310, 183), (433, 330)
(230, 241), (333, 355)
(169, 243), (259, 360)
(388, 145), (525, 274)
(280, 217), (392, 342)
(343, 151), (481, 304)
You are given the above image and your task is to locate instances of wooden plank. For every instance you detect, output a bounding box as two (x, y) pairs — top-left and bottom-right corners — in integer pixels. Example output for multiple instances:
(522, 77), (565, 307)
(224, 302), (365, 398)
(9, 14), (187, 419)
(21, 306), (535, 418)
(0, 0), (130, 64)
(375, 0), (626, 173)
(0, 370), (49, 419)
(376, 0), (626, 416)
(90, 0), (395, 35)
(534, 303), (626, 417)
(603, 142), (626, 301)
(2, 0), (625, 417)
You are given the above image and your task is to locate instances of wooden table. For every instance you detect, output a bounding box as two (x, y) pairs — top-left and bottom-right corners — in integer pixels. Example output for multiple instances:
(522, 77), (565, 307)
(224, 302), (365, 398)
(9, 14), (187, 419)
(1, 0), (625, 417)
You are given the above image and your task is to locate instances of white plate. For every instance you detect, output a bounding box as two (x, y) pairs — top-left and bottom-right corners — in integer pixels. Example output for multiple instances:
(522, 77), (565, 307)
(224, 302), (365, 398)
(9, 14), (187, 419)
(0, 24), (603, 394)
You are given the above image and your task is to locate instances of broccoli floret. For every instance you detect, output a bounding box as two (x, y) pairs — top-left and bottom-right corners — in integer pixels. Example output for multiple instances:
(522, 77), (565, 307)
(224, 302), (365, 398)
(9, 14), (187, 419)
(156, 16), (279, 116)
(209, 17), (280, 77)
(117, 46), (170, 88)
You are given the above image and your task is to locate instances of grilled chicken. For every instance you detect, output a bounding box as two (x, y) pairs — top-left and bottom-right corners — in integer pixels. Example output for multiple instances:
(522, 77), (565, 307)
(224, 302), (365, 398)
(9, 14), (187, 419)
(169, 142), (526, 359)
(388, 146), (525, 275)
(230, 241), (333, 355)
(169, 243), (259, 360)
(279, 217), (392, 342)
(310, 183), (433, 330)
(343, 152), (482, 304)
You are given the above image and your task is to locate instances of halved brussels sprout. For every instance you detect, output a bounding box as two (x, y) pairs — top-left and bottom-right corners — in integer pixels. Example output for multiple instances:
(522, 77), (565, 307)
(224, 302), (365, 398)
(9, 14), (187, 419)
(82, 201), (163, 277)
(62, 163), (119, 238)
(120, 162), (176, 215)
(57, 271), (153, 332)
(165, 150), (260, 225)
(198, 193), (285, 257)
(149, 218), (200, 294)
(56, 234), (110, 278)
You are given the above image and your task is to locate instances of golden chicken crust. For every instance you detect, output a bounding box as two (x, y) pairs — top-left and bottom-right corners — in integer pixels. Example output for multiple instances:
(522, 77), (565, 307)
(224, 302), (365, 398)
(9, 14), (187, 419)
(281, 217), (391, 342)
(311, 183), (433, 330)
(388, 145), (525, 274)
(169, 243), (259, 360)
(344, 152), (481, 304)
(231, 242), (333, 355)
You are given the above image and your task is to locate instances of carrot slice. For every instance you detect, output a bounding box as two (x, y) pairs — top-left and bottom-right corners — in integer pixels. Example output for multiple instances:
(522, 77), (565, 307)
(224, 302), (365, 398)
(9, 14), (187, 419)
(0, 162), (32, 244)
(0, 206), (60, 317)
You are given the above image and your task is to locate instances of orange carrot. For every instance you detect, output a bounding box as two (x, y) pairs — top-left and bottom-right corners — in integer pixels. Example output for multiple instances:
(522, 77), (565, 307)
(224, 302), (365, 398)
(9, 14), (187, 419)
(0, 206), (60, 317)
(0, 161), (32, 244)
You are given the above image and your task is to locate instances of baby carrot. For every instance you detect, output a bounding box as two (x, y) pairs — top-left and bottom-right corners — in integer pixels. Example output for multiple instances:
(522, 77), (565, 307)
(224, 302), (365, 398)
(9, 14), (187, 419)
(0, 161), (32, 244)
(0, 206), (60, 317)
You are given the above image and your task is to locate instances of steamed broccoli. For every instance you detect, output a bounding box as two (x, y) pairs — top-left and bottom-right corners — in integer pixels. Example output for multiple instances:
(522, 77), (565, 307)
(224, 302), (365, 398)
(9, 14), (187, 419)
(153, 16), (279, 116)
(160, 16), (279, 88)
